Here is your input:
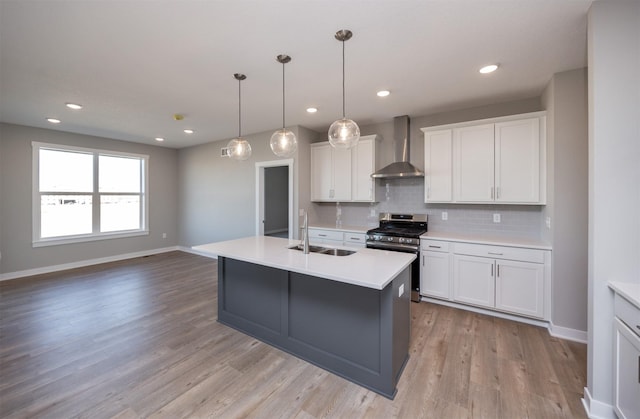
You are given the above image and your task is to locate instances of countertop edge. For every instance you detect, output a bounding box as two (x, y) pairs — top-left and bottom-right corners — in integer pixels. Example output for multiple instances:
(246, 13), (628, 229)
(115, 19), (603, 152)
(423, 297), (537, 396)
(608, 281), (640, 309)
(420, 232), (552, 250)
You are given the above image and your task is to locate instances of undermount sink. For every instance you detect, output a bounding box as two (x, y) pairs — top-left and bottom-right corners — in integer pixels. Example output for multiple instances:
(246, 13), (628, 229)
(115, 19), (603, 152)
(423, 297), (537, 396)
(288, 244), (356, 256)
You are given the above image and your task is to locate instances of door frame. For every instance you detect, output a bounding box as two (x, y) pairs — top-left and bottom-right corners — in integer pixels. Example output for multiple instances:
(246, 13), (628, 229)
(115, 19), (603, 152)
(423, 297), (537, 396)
(255, 159), (294, 238)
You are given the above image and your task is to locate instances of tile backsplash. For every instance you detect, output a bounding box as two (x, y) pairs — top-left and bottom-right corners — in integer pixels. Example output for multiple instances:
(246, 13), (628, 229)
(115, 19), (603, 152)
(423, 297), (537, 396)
(312, 178), (544, 240)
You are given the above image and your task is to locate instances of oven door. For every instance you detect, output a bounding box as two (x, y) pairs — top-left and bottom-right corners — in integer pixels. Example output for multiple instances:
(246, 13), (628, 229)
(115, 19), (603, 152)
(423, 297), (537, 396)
(366, 243), (421, 303)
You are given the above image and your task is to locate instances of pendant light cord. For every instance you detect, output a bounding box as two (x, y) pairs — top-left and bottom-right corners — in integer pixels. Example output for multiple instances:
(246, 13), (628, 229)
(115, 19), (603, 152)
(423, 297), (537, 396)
(342, 39), (346, 118)
(282, 61), (286, 129)
(238, 78), (242, 137)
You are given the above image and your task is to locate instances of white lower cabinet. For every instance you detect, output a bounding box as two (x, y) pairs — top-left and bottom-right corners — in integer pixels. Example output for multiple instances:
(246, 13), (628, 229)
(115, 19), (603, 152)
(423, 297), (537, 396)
(308, 228), (366, 248)
(613, 293), (640, 419)
(421, 238), (549, 320)
(453, 254), (495, 307)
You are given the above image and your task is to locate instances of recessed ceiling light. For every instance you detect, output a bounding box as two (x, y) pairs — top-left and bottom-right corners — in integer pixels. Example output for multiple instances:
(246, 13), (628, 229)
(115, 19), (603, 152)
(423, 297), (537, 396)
(155, 137), (165, 142)
(479, 64), (499, 74)
(377, 90), (390, 97)
(183, 129), (194, 134)
(47, 118), (61, 124)
(65, 103), (83, 110)
(306, 107), (318, 113)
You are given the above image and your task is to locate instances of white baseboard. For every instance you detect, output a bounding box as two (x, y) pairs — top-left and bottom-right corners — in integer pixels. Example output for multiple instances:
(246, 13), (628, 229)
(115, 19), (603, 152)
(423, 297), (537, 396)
(179, 246), (218, 259)
(0, 246), (182, 281)
(582, 386), (616, 419)
(549, 321), (588, 343)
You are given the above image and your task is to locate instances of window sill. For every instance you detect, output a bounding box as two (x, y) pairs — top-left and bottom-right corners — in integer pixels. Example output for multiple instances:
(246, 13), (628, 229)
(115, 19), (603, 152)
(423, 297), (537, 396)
(33, 230), (149, 248)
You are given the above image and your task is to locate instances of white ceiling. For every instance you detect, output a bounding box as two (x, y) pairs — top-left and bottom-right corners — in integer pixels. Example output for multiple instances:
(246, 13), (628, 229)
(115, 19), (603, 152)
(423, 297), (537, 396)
(0, 1), (592, 149)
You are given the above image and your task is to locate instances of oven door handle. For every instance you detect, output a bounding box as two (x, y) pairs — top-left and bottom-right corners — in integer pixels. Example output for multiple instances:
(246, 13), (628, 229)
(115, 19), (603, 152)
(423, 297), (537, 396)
(366, 242), (420, 253)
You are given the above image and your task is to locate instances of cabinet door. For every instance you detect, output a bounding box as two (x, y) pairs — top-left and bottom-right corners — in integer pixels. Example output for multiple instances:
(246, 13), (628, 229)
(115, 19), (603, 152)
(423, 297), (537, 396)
(453, 254), (495, 308)
(424, 129), (453, 202)
(332, 147), (352, 201)
(454, 124), (495, 202)
(352, 138), (375, 202)
(614, 318), (640, 419)
(495, 259), (544, 318)
(495, 118), (540, 203)
(311, 143), (333, 201)
(420, 251), (451, 299)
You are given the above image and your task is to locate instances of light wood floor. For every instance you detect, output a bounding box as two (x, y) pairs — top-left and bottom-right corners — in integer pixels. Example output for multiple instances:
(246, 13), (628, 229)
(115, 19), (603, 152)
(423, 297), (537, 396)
(0, 251), (587, 419)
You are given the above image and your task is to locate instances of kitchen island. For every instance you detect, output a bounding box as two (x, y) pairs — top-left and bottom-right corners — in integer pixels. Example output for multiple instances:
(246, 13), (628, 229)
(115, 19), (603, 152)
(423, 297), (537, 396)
(193, 236), (415, 399)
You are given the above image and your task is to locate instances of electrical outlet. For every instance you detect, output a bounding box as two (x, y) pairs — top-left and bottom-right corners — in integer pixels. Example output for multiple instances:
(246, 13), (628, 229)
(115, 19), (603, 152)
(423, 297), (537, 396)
(493, 213), (501, 223)
(546, 217), (551, 229)
(441, 211), (448, 221)
(162, 233), (167, 239)
(399, 284), (405, 297)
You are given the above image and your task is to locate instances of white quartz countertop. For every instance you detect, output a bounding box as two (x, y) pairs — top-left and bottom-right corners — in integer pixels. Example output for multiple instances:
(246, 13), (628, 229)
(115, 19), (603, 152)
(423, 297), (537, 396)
(420, 232), (552, 250)
(192, 236), (415, 290)
(609, 281), (640, 309)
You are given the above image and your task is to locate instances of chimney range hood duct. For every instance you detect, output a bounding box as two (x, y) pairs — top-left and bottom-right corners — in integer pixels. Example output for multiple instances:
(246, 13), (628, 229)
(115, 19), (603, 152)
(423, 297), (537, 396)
(371, 115), (424, 179)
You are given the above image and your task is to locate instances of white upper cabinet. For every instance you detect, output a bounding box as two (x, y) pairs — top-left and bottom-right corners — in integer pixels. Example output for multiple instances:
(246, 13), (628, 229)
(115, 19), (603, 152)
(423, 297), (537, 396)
(422, 112), (546, 205)
(311, 135), (379, 203)
(310, 142), (351, 201)
(495, 118), (540, 203)
(454, 124), (495, 202)
(423, 129), (453, 202)
(351, 136), (380, 202)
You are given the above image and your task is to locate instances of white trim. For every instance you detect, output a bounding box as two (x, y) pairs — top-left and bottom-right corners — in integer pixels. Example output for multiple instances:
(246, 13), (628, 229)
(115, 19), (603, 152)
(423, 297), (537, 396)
(549, 321), (588, 343)
(582, 386), (616, 419)
(255, 159), (294, 239)
(32, 230), (149, 247)
(182, 245), (218, 259)
(0, 246), (180, 282)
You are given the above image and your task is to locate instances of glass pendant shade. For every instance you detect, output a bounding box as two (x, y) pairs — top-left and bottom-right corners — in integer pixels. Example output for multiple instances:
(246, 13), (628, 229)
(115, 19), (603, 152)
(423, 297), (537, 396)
(271, 54), (297, 158)
(227, 137), (252, 160)
(328, 118), (360, 149)
(329, 29), (359, 149)
(270, 128), (297, 157)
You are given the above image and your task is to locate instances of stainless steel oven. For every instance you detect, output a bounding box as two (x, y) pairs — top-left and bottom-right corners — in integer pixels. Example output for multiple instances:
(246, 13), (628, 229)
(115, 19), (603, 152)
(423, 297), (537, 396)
(366, 213), (427, 302)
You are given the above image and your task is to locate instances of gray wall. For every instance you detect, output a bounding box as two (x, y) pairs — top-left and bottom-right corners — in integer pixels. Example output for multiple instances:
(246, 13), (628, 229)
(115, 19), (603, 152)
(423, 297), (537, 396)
(587, 1), (640, 413)
(542, 68), (589, 334)
(264, 166), (288, 233)
(178, 126), (316, 247)
(0, 123), (179, 274)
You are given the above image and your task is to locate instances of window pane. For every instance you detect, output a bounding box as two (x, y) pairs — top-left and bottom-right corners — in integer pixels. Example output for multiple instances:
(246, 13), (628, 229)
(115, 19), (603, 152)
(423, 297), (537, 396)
(40, 195), (92, 238)
(40, 149), (93, 192)
(100, 195), (140, 232)
(99, 155), (141, 193)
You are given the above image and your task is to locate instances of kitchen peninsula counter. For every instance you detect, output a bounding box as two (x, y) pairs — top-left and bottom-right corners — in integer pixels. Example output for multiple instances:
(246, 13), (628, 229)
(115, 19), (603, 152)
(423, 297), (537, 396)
(193, 235), (413, 399)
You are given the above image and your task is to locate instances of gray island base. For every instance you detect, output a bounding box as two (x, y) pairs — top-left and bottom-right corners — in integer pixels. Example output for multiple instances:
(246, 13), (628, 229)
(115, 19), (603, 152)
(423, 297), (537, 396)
(217, 256), (411, 399)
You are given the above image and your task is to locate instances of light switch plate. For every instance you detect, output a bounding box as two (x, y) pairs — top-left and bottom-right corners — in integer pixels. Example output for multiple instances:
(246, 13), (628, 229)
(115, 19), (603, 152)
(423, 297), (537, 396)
(399, 284), (405, 297)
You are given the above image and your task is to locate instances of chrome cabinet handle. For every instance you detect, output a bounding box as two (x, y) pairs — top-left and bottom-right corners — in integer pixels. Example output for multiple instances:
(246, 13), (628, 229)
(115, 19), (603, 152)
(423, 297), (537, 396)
(496, 186), (501, 199)
(429, 245), (441, 249)
(497, 264), (500, 277)
(488, 252), (503, 255)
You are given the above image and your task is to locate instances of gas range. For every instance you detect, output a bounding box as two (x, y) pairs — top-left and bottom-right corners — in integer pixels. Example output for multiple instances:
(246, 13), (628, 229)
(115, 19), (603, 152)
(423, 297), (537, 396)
(365, 213), (428, 251)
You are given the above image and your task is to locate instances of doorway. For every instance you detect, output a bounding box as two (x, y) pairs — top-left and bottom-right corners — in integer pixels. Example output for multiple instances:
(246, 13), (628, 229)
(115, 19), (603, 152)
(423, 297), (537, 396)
(255, 159), (294, 239)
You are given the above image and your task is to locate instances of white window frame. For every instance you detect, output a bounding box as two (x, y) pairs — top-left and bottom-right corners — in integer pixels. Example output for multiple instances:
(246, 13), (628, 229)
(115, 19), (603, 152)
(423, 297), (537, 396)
(32, 142), (149, 247)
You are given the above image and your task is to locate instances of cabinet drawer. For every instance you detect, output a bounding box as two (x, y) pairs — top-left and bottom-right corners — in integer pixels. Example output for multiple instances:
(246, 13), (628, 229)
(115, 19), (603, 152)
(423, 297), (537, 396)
(344, 232), (366, 245)
(308, 229), (343, 241)
(421, 240), (451, 252)
(453, 242), (544, 263)
(615, 293), (640, 336)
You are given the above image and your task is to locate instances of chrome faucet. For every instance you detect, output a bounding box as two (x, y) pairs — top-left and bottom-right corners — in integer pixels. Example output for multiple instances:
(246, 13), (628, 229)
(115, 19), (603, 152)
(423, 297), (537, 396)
(300, 210), (310, 254)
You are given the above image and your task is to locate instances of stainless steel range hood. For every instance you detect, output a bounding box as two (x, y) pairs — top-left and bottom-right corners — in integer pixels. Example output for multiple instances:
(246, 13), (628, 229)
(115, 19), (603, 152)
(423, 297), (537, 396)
(371, 115), (424, 179)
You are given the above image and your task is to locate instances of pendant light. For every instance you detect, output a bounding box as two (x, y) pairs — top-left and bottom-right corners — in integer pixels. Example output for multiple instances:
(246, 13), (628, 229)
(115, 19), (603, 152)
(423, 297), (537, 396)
(227, 73), (252, 161)
(270, 55), (297, 157)
(328, 29), (360, 149)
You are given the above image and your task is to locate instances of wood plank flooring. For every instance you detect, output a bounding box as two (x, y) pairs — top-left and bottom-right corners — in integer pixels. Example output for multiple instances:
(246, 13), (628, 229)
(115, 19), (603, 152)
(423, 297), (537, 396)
(0, 251), (587, 418)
